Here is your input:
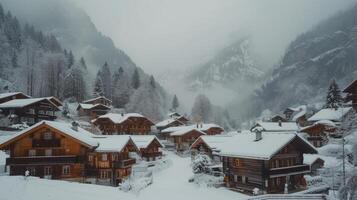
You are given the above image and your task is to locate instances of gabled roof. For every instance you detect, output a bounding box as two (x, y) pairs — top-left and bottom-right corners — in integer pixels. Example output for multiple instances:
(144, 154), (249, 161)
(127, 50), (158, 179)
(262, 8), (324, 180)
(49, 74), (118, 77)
(93, 135), (135, 152)
(0, 98), (60, 110)
(170, 128), (206, 136)
(77, 103), (110, 110)
(219, 132), (317, 160)
(343, 80), (357, 93)
(130, 135), (164, 148)
(45, 96), (63, 107)
(93, 113), (154, 125)
(190, 135), (232, 151)
(251, 122), (299, 132)
(0, 121), (99, 149)
(303, 154), (324, 165)
(308, 107), (352, 122)
(83, 96), (112, 103)
(162, 123), (223, 133)
(292, 105), (307, 121)
(0, 92), (30, 99)
(156, 118), (184, 128)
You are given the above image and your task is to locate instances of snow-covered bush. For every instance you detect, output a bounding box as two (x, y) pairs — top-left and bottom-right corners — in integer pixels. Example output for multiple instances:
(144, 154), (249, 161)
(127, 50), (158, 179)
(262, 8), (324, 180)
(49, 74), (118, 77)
(191, 153), (212, 174)
(189, 173), (224, 187)
(339, 170), (357, 200)
(119, 176), (153, 194)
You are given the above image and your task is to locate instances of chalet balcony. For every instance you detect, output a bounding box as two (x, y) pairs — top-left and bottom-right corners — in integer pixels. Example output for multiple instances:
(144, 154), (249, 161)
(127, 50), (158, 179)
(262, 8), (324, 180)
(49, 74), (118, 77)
(32, 139), (61, 148)
(142, 152), (162, 158)
(6, 155), (85, 166)
(114, 158), (136, 168)
(268, 164), (310, 178)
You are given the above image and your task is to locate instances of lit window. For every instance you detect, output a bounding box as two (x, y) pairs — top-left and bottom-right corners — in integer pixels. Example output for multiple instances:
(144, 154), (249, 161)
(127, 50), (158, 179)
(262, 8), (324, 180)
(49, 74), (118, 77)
(102, 154), (107, 161)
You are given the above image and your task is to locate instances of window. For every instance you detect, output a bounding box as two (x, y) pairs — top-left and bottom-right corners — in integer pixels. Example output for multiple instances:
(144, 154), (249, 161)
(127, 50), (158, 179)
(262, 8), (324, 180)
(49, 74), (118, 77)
(88, 155), (93, 162)
(45, 149), (52, 156)
(62, 165), (70, 175)
(44, 132), (52, 140)
(28, 109), (35, 114)
(44, 166), (52, 176)
(112, 153), (118, 161)
(242, 176), (246, 184)
(100, 170), (111, 179)
(38, 110), (45, 115)
(28, 149), (36, 157)
(234, 175), (238, 182)
(233, 158), (243, 167)
(101, 154), (107, 161)
(46, 111), (53, 116)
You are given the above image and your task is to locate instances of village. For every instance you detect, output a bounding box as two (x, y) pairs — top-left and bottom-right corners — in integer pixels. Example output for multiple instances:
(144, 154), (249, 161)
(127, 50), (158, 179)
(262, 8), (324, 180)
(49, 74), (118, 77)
(0, 78), (356, 200)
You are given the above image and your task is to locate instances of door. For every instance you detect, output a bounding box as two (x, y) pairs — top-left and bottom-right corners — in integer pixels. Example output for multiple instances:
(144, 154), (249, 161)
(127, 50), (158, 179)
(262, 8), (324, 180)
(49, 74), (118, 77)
(44, 166), (52, 179)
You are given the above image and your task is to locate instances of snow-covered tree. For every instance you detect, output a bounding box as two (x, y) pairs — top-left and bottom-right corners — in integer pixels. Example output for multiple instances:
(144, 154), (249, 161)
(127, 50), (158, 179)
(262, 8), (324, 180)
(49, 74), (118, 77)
(112, 67), (130, 108)
(149, 75), (156, 88)
(93, 71), (104, 97)
(325, 79), (343, 110)
(191, 153), (212, 174)
(100, 62), (112, 99)
(67, 50), (74, 68)
(171, 94), (179, 111)
(79, 57), (87, 70)
(62, 101), (70, 117)
(191, 94), (213, 123)
(339, 172), (357, 200)
(63, 65), (87, 102)
(131, 68), (140, 89)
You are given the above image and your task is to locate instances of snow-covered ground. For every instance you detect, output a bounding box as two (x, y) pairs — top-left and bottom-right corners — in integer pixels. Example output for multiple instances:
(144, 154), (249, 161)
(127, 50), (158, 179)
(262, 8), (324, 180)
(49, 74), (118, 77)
(0, 151), (248, 200)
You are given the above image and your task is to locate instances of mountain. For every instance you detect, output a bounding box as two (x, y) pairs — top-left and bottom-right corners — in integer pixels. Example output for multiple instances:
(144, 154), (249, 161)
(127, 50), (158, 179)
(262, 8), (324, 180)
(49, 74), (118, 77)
(0, 0), (169, 121)
(233, 4), (357, 122)
(186, 38), (264, 91)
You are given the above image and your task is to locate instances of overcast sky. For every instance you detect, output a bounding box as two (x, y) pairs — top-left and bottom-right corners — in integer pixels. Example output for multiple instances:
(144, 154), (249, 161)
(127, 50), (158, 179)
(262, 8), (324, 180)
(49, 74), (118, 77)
(73, 0), (356, 75)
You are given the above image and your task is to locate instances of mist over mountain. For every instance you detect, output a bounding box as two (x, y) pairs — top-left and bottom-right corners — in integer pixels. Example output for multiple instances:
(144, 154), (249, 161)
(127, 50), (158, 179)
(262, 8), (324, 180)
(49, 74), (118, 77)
(231, 3), (357, 124)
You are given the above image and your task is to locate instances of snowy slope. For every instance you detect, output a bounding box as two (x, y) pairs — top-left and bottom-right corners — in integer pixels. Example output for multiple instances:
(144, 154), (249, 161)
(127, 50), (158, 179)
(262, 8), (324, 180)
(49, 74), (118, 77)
(0, 152), (248, 200)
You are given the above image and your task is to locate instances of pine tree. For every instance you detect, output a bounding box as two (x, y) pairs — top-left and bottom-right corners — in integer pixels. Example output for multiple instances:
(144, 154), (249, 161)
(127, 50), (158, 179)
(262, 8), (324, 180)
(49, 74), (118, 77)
(80, 57), (87, 69)
(150, 75), (156, 88)
(67, 50), (74, 68)
(191, 94), (213, 123)
(100, 62), (112, 99)
(112, 67), (130, 108)
(325, 79), (343, 110)
(131, 68), (140, 89)
(172, 94), (179, 111)
(93, 71), (104, 97)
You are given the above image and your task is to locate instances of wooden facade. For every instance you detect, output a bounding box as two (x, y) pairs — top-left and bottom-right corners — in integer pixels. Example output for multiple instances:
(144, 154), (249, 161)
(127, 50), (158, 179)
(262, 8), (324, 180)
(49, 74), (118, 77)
(204, 127), (224, 135)
(137, 138), (163, 161)
(169, 129), (205, 151)
(85, 139), (138, 186)
(301, 124), (335, 147)
(343, 80), (357, 109)
(93, 114), (154, 135)
(222, 137), (316, 194)
(0, 122), (96, 182)
(0, 98), (60, 126)
(0, 92), (29, 104)
(83, 96), (112, 107)
(77, 104), (110, 120)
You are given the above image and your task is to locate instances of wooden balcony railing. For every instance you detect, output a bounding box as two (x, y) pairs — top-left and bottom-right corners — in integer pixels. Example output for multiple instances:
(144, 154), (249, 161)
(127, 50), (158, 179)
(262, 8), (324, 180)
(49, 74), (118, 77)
(114, 158), (136, 168)
(6, 155), (85, 165)
(269, 164), (310, 177)
(32, 139), (61, 148)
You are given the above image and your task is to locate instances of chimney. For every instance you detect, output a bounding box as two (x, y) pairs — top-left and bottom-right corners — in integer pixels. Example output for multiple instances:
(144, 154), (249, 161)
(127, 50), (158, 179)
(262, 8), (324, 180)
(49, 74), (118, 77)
(71, 121), (79, 131)
(278, 120), (282, 127)
(253, 127), (263, 141)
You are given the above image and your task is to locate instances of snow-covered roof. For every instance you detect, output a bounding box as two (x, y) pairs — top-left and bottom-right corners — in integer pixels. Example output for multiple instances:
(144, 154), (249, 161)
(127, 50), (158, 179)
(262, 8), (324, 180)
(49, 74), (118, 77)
(308, 107), (352, 122)
(94, 113), (152, 125)
(219, 132), (317, 160)
(0, 98), (59, 109)
(0, 121), (98, 148)
(303, 154), (324, 165)
(0, 92), (29, 99)
(162, 123), (223, 133)
(191, 135), (233, 152)
(78, 103), (110, 110)
(83, 96), (112, 103)
(252, 122), (299, 132)
(343, 79), (357, 93)
(156, 118), (184, 128)
(93, 135), (132, 152)
(130, 135), (164, 148)
(170, 128), (206, 136)
(292, 106), (307, 121)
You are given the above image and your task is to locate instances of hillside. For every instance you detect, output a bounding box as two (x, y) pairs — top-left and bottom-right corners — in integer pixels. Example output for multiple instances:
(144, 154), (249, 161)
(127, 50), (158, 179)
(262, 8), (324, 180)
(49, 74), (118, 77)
(232, 4), (357, 122)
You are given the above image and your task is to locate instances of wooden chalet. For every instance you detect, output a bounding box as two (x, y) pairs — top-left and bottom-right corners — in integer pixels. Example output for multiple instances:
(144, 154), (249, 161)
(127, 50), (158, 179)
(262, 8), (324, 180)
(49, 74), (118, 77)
(92, 113), (154, 135)
(283, 106), (308, 126)
(343, 80), (357, 108)
(190, 135), (232, 163)
(300, 121), (336, 147)
(86, 135), (139, 186)
(169, 128), (205, 151)
(83, 96), (112, 107)
(156, 118), (185, 132)
(131, 135), (164, 161)
(0, 92), (30, 104)
(45, 96), (63, 107)
(251, 122), (299, 133)
(0, 121), (98, 181)
(77, 103), (110, 119)
(220, 131), (317, 194)
(168, 112), (190, 125)
(162, 123), (224, 136)
(0, 98), (60, 125)
(303, 154), (324, 176)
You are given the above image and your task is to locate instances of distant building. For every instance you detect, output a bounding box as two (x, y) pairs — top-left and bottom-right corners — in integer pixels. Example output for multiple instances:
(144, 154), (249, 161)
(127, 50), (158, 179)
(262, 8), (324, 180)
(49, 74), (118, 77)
(131, 135), (164, 161)
(92, 113), (155, 135)
(250, 122), (299, 132)
(156, 118), (185, 133)
(162, 123), (224, 137)
(300, 121), (336, 147)
(343, 80), (357, 109)
(303, 154), (324, 176)
(77, 103), (110, 119)
(0, 92), (30, 104)
(307, 107), (353, 123)
(83, 96), (112, 107)
(169, 128), (206, 151)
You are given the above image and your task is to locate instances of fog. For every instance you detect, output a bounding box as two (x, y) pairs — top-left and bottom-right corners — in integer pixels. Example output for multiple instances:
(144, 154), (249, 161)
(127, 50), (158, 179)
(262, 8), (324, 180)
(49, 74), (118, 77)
(74, 0), (356, 75)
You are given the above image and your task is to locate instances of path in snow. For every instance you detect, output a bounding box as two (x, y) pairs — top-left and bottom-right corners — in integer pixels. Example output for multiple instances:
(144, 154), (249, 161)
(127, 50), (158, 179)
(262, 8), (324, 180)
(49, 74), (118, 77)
(0, 151), (248, 200)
